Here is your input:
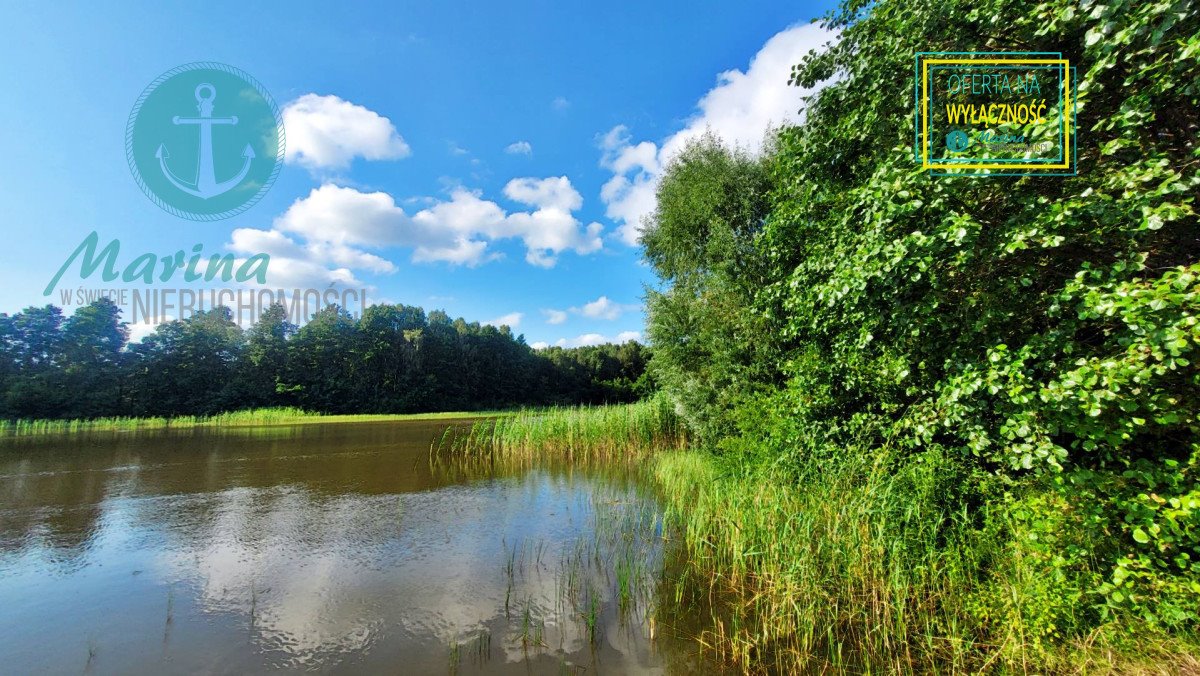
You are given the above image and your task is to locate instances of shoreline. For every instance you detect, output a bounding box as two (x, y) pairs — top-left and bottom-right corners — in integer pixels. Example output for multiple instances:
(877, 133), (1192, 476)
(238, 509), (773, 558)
(0, 407), (513, 439)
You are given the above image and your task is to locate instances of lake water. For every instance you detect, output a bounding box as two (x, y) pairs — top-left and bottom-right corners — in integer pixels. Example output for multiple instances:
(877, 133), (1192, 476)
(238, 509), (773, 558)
(0, 420), (713, 674)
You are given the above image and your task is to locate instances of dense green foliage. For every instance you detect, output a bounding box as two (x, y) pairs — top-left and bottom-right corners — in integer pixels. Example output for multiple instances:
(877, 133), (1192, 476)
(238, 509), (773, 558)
(0, 299), (653, 419)
(643, 134), (778, 440)
(644, 0), (1198, 669)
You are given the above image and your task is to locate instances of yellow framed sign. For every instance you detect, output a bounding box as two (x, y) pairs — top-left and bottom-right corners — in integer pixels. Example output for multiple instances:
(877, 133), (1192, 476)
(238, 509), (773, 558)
(914, 52), (1077, 176)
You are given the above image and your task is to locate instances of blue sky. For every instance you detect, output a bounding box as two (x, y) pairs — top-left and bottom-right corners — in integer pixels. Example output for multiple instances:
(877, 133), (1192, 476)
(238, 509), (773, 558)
(0, 1), (835, 347)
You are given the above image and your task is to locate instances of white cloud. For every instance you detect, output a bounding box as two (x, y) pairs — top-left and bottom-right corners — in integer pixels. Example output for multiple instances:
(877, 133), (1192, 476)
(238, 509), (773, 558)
(562, 333), (606, 347)
(553, 331), (642, 348)
(255, 180), (603, 271)
(273, 186), (408, 247)
(504, 176), (583, 212)
(505, 141), (532, 155)
(497, 177), (603, 267)
(578, 295), (629, 320)
(228, 228), (368, 290)
(541, 295), (640, 322)
(283, 94), (410, 171)
(599, 23), (835, 245)
(484, 312), (523, 329)
(530, 341), (549, 350)
(551, 96), (570, 111)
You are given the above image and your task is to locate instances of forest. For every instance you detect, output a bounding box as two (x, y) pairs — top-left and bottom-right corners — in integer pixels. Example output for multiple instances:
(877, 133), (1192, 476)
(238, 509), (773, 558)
(0, 299), (652, 419)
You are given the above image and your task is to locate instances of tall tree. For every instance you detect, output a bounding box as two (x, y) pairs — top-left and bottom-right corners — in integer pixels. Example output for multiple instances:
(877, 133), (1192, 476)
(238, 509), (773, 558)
(285, 305), (360, 413)
(60, 298), (128, 416)
(642, 132), (774, 440)
(5, 305), (67, 417)
(129, 307), (244, 415)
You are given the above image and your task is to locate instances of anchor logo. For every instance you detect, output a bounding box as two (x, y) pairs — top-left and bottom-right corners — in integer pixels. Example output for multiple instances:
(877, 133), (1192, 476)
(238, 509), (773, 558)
(128, 62), (282, 220)
(156, 83), (255, 199)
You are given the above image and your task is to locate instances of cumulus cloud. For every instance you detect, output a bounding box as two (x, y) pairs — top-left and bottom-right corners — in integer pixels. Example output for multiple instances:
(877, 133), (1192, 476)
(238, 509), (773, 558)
(599, 23), (835, 245)
(541, 295), (640, 323)
(504, 176), (582, 212)
(234, 179), (604, 278)
(498, 177), (603, 267)
(505, 141), (532, 155)
(484, 312), (523, 329)
(283, 94), (410, 171)
(274, 184), (425, 248)
(578, 295), (634, 320)
(228, 226), (369, 290)
(552, 331), (642, 348)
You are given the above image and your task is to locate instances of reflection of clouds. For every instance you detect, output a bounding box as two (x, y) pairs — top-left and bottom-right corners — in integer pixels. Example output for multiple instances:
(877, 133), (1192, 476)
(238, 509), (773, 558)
(0, 425), (694, 674)
(153, 473), (662, 670)
(159, 487), (400, 668)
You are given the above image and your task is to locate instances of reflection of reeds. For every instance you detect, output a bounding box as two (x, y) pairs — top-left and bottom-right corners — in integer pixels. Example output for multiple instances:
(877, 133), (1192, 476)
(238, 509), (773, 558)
(432, 399), (687, 667)
(431, 395), (998, 672)
(449, 628), (491, 672)
(487, 482), (668, 665)
(0, 407), (504, 439)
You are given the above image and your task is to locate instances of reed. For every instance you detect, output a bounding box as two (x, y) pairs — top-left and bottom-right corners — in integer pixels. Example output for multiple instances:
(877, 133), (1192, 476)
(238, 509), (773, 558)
(650, 448), (1200, 673)
(433, 400), (1199, 672)
(431, 395), (686, 469)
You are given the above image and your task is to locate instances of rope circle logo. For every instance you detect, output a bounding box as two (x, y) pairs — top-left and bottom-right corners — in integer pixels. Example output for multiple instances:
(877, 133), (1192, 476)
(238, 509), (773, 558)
(126, 62), (285, 221)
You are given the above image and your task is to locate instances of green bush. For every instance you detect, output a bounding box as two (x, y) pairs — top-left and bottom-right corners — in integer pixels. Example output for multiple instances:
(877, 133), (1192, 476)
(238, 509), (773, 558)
(642, 0), (1200, 667)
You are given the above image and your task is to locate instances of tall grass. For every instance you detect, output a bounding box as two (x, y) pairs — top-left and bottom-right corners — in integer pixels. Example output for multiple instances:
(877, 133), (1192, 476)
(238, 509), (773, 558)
(433, 400), (1200, 672)
(431, 396), (686, 468)
(0, 407), (504, 438)
(652, 448), (1200, 673)
(652, 447), (995, 672)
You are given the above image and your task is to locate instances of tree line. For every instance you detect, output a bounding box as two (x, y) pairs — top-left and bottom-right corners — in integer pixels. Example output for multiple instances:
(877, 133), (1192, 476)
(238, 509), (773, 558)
(0, 299), (653, 419)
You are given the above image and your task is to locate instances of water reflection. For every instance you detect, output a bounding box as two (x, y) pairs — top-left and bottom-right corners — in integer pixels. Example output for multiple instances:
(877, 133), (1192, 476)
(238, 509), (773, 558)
(0, 421), (711, 674)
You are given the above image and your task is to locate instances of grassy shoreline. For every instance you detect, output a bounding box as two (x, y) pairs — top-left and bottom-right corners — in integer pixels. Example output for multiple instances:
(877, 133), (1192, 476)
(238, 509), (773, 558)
(433, 395), (686, 467)
(431, 399), (1200, 674)
(0, 406), (509, 438)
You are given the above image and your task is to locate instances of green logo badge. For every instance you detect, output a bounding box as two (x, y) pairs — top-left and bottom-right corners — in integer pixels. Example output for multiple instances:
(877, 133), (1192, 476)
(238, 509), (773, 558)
(126, 62), (284, 221)
(945, 130), (969, 152)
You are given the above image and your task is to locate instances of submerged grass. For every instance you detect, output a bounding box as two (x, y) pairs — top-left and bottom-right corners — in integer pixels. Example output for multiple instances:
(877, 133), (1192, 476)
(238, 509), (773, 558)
(0, 407), (505, 438)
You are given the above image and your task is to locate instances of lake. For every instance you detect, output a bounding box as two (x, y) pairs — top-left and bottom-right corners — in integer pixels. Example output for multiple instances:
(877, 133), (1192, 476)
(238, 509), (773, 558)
(0, 420), (713, 674)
